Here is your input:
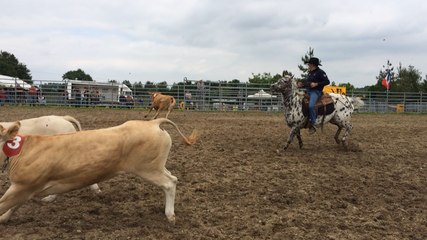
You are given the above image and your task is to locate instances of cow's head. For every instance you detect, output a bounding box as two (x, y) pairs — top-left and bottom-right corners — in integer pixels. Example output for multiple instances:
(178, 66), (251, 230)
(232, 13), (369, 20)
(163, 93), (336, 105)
(149, 92), (161, 100)
(0, 122), (20, 143)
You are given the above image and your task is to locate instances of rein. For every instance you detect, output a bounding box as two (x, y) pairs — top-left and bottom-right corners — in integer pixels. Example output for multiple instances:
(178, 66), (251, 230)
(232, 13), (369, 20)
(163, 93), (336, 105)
(337, 96), (353, 109)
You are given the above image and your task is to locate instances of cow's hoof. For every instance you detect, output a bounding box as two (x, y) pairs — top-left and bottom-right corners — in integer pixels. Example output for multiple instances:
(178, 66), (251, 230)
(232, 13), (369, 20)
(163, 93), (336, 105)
(0, 216), (10, 224)
(90, 184), (102, 194)
(0, 210), (13, 224)
(41, 195), (57, 202)
(166, 214), (176, 224)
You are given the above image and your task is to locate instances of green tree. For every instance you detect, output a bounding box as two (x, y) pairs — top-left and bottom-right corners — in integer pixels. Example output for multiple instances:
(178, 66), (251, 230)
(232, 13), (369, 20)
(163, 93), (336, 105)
(248, 72), (281, 84)
(157, 81), (169, 93)
(227, 79), (243, 91)
(420, 77), (427, 92)
(367, 61), (424, 92)
(143, 81), (170, 93)
(338, 82), (355, 91)
(368, 60), (397, 91)
(144, 81), (156, 90)
(368, 69), (391, 91)
(228, 79), (241, 84)
(0, 50), (32, 82)
(132, 81), (145, 93)
(298, 47), (315, 80)
(62, 68), (93, 81)
(281, 70), (294, 78)
(394, 65), (422, 92)
(122, 80), (132, 88)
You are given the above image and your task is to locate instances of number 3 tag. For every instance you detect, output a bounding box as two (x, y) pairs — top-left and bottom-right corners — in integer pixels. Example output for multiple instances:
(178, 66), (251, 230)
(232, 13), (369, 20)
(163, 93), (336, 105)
(3, 135), (25, 157)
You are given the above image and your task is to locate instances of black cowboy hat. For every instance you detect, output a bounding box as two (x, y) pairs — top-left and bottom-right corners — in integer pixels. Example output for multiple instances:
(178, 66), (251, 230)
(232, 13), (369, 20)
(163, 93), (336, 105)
(305, 57), (322, 66)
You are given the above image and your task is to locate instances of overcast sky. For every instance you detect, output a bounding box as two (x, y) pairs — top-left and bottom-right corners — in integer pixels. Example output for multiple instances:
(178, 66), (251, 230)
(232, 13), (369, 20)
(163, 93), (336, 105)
(1, 0), (426, 87)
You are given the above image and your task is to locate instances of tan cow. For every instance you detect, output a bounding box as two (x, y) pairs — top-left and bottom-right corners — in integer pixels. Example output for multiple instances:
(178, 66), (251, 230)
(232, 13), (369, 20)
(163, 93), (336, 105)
(0, 115), (101, 201)
(0, 118), (197, 224)
(144, 92), (176, 119)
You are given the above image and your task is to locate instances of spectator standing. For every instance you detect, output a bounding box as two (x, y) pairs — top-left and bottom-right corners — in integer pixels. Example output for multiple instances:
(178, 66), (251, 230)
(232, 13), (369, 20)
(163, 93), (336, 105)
(185, 91), (192, 110)
(29, 85), (38, 106)
(0, 87), (6, 105)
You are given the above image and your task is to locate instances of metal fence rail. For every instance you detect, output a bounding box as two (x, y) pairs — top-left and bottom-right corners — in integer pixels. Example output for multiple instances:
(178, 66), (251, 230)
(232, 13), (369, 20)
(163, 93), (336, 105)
(1, 79), (426, 113)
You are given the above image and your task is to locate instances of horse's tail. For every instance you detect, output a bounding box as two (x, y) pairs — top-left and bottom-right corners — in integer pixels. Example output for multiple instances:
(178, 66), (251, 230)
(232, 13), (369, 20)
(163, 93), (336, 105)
(320, 105), (327, 132)
(351, 97), (364, 110)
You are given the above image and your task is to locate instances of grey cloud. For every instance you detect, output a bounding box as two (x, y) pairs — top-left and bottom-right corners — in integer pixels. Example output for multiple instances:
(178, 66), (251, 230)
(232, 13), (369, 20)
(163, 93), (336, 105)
(0, 0), (426, 87)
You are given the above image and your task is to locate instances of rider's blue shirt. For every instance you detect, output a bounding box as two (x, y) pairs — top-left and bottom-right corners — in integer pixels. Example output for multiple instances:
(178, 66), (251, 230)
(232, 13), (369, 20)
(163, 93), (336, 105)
(304, 67), (330, 91)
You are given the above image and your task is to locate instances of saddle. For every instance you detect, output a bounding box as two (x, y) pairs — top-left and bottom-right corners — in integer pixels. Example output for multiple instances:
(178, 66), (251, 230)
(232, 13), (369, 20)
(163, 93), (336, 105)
(302, 92), (335, 127)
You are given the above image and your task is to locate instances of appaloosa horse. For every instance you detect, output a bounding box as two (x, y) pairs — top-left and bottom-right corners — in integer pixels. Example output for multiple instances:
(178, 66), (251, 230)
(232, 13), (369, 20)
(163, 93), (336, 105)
(270, 75), (364, 150)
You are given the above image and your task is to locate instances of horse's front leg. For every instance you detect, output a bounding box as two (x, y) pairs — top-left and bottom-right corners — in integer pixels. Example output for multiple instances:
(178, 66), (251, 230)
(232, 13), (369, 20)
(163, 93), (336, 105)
(144, 107), (154, 118)
(296, 128), (303, 149)
(283, 127), (300, 150)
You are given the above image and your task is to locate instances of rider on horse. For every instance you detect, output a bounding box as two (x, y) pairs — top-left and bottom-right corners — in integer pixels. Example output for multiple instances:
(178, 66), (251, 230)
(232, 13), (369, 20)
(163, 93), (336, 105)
(297, 57), (330, 134)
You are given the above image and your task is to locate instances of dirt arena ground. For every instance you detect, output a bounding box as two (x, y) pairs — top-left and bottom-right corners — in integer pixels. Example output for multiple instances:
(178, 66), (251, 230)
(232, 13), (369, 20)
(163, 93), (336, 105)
(0, 106), (425, 240)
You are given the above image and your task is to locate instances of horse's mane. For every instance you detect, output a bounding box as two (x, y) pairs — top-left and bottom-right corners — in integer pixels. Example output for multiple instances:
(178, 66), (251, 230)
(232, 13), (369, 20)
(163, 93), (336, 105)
(287, 76), (305, 97)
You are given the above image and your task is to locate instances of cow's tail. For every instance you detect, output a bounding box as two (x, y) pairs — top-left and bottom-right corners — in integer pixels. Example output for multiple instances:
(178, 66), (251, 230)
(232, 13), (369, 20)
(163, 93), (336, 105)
(170, 97), (177, 108)
(62, 115), (82, 131)
(155, 118), (198, 145)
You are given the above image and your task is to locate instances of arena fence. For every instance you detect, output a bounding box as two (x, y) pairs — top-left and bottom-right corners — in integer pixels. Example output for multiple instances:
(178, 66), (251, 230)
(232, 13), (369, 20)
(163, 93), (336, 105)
(1, 79), (426, 113)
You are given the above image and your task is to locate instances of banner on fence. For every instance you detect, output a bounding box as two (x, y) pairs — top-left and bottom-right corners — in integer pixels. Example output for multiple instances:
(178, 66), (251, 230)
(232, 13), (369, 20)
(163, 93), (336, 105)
(323, 86), (346, 95)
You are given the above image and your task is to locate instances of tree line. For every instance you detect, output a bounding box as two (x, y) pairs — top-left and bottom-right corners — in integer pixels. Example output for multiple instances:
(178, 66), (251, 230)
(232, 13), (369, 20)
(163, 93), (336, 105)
(1, 49), (427, 93)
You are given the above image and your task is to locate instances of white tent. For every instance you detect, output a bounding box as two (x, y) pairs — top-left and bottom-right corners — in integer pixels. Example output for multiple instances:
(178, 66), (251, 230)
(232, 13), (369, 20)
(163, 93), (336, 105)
(0, 75), (32, 90)
(248, 89), (277, 99)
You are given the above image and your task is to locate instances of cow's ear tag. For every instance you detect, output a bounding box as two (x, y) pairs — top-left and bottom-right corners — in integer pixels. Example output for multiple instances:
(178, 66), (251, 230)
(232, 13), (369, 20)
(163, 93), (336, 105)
(3, 135), (25, 157)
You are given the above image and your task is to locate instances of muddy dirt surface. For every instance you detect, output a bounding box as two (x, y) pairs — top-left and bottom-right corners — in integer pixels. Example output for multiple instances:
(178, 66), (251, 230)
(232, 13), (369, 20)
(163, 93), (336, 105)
(0, 106), (426, 240)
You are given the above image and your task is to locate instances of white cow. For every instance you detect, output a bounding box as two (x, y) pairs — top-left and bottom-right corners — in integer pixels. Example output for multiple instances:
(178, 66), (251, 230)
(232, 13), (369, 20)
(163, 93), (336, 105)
(0, 115), (101, 201)
(0, 115), (81, 136)
(0, 118), (197, 223)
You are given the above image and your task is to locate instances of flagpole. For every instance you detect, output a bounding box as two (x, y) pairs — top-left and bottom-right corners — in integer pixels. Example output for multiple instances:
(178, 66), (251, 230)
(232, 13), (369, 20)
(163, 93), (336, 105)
(383, 60), (392, 112)
(386, 89), (389, 112)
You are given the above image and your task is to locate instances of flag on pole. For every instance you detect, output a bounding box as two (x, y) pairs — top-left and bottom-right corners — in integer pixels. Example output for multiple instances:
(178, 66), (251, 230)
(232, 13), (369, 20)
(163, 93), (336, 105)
(381, 70), (391, 90)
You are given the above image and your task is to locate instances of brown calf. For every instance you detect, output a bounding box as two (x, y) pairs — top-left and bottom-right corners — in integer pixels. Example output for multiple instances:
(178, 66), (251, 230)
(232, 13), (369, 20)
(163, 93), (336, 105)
(144, 92), (176, 119)
(0, 118), (197, 224)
